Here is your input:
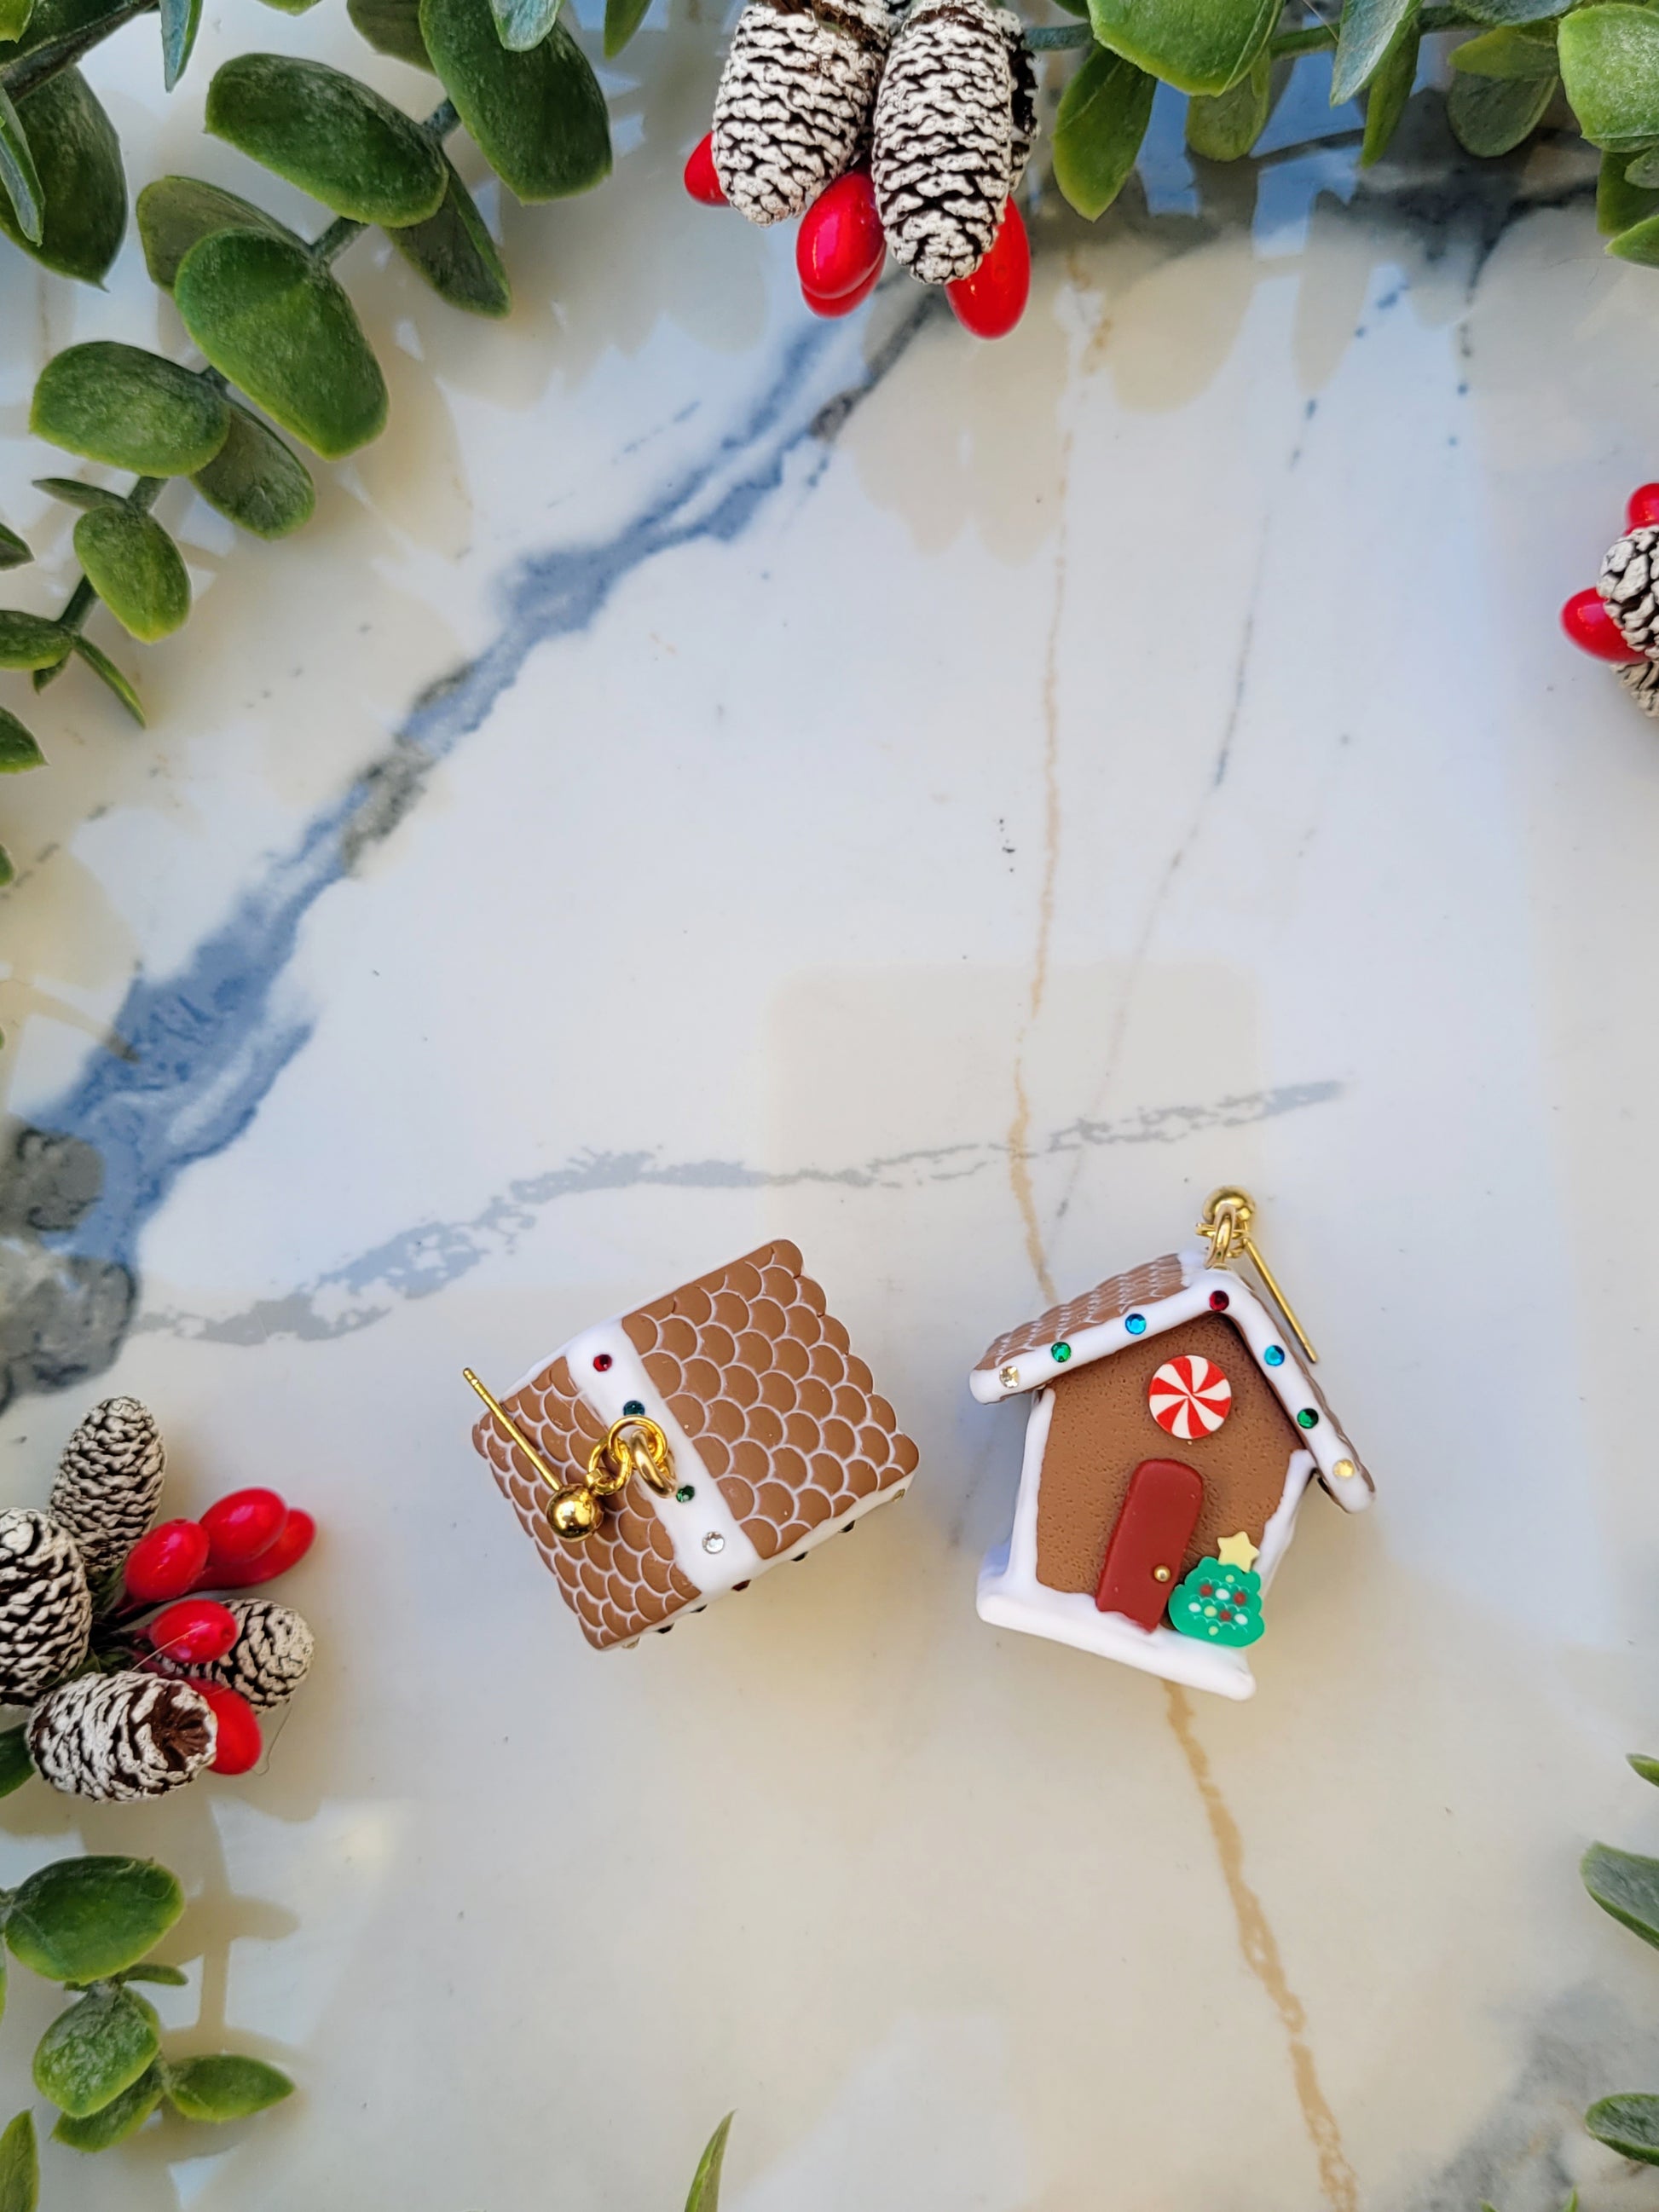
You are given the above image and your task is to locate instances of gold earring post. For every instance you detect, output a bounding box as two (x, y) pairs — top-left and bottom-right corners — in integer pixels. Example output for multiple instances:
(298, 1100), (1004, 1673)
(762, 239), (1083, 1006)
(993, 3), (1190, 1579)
(1198, 1187), (1319, 1365)
(462, 1367), (564, 1493)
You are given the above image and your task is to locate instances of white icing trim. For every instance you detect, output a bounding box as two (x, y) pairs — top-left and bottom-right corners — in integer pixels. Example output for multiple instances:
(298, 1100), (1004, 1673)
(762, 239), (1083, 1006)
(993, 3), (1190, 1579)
(968, 1250), (1369, 1516)
(562, 1324), (764, 1597)
(1256, 1449), (1315, 1590)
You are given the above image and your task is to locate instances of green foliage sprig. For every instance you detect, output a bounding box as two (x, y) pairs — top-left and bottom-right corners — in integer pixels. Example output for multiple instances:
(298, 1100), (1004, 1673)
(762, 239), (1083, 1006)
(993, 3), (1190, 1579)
(0, 1852), (290, 2201)
(1581, 1753), (1659, 2164)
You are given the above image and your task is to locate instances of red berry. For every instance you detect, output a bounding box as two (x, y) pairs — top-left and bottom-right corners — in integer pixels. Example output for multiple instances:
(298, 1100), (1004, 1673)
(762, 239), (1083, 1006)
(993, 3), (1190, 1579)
(946, 199), (1030, 340)
(124, 1521), (210, 1603)
(201, 1507), (315, 1590)
(1628, 483), (1659, 530)
(201, 1488), (286, 1570)
(1561, 585), (1644, 664)
(143, 1598), (238, 1666)
(197, 1684), (262, 1776)
(797, 171), (884, 303)
(684, 134), (726, 206)
(802, 257), (884, 319)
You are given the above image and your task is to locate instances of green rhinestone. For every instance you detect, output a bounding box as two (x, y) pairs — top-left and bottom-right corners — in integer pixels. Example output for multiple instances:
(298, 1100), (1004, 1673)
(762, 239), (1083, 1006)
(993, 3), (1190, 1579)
(675, 1483), (696, 1504)
(1296, 1407), (1319, 1429)
(623, 1399), (645, 1417)
(1051, 1342), (1072, 1363)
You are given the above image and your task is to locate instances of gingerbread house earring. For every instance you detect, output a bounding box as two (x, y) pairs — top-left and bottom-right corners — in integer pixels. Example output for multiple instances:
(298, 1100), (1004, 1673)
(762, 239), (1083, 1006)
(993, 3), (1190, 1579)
(969, 1189), (1373, 1701)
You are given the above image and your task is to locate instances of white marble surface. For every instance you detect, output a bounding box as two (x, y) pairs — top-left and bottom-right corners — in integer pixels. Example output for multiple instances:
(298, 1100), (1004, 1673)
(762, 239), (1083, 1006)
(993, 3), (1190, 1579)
(4, 10), (1659, 2209)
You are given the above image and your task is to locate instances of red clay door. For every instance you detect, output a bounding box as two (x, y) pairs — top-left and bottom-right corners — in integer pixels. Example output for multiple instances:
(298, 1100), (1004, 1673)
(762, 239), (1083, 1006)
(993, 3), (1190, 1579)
(1095, 1458), (1204, 1629)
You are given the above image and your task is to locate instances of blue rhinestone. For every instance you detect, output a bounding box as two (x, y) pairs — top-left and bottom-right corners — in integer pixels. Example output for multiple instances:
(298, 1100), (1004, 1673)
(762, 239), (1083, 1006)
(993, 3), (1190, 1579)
(1125, 1314), (1147, 1336)
(622, 1400), (645, 1417)
(1263, 1345), (1285, 1366)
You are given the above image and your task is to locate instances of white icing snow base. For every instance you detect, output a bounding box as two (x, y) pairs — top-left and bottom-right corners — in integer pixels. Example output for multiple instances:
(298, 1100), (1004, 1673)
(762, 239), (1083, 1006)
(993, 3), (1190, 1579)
(976, 1557), (1257, 1699)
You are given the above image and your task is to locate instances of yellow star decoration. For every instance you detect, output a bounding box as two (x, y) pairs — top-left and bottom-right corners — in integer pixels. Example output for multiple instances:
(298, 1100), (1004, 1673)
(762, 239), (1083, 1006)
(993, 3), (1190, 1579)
(1216, 1530), (1260, 1573)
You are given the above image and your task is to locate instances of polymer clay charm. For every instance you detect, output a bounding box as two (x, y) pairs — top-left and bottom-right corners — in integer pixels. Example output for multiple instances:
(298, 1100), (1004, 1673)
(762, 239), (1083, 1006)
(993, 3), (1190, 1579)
(1560, 481), (1659, 713)
(465, 1241), (919, 1650)
(971, 1189), (1372, 1701)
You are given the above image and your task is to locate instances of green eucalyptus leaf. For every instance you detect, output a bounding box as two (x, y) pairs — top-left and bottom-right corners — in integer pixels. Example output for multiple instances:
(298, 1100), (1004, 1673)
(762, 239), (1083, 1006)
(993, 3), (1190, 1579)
(1598, 146), (1659, 232)
(685, 2115), (732, 2212)
(1583, 1841), (1659, 1947)
(1458, 0), (1569, 20)
(73, 505), (190, 642)
(33, 1986), (159, 2119)
(0, 714), (44, 771)
(205, 55), (446, 225)
(0, 0), (34, 38)
(0, 846), (14, 890)
(0, 523), (27, 569)
(163, 2054), (293, 2121)
(116, 1962), (186, 1986)
(0, 611), (72, 668)
(348, 0), (434, 69)
(176, 230), (388, 459)
(53, 2064), (162, 2151)
(1332, 0), (1414, 104)
(0, 69), (124, 282)
(33, 476), (120, 510)
(0, 83), (44, 245)
(1587, 2094), (1659, 2165)
(190, 400), (315, 536)
(1053, 44), (1153, 217)
(1627, 147), (1659, 188)
(253, 0), (322, 14)
(6, 1858), (183, 1984)
(421, 0), (610, 199)
(490, 0), (558, 50)
(1560, 4), (1659, 151)
(136, 176), (295, 290)
(0, 0), (108, 64)
(31, 657), (66, 692)
(1187, 49), (1270, 159)
(1361, 20), (1419, 163)
(32, 343), (229, 475)
(1085, 0), (1275, 96)
(603, 0), (648, 57)
(1629, 1753), (1659, 1787)
(0, 1724), (26, 1793)
(159, 0), (202, 89)
(1451, 26), (1557, 78)
(1606, 206), (1659, 261)
(1446, 66), (1554, 154)
(0, 2113), (36, 2212)
(389, 154), (510, 314)
(72, 635), (144, 724)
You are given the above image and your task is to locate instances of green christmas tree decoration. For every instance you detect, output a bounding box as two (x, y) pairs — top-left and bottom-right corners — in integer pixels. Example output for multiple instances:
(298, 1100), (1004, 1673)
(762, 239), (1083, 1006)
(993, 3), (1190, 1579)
(1168, 1556), (1263, 1647)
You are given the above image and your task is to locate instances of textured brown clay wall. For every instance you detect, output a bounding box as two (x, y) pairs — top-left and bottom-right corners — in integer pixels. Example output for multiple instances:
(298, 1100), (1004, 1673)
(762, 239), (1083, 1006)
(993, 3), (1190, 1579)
(1034, 1315), (1300, 1594)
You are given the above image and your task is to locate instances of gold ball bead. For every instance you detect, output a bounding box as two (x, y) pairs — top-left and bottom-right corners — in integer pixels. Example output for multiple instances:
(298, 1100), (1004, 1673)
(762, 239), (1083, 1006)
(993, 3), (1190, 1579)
(549, 1484), (603, 1540)
(1332, 1458), (1356, 1481)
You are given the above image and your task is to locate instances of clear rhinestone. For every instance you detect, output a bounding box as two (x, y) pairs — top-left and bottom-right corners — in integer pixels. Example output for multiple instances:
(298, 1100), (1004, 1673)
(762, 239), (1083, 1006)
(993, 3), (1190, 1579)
(702, 1532), (725, 1555)
(999, 1364), (1020, 1389)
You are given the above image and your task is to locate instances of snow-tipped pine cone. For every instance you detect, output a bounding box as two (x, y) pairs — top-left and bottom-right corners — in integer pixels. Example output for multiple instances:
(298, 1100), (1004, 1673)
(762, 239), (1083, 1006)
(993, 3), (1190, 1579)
(27, 1672), (214, 1801)
(998, 9), (1036, 188)
(871, 0), (1018, 284)
(49, 1397), (165, 1580)
(159, 1600), (313, 1712)
(1621, 658), (1659, 716)
(712, 0), (899, 225)
(0, 1510), (91, 1705)
(1599, 526), (1659, 659)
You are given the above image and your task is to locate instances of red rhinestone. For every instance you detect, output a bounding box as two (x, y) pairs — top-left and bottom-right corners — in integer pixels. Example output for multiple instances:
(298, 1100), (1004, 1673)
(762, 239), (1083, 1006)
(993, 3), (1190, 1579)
(1561, 586), (1643, 664)
(592, 1353), (613, 1372)
(1209, 1290), (1229, 1310)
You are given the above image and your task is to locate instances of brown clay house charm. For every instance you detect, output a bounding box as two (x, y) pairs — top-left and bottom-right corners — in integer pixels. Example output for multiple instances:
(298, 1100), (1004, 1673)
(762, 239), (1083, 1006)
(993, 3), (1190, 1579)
(971, 1215), (1371, 1700)
(467, 1240), (919, 1650)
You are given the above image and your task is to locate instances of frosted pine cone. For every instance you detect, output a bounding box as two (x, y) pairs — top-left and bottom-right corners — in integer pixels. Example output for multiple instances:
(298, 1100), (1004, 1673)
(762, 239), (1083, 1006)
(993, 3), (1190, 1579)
(49, 1397), (165, 1579)
(28, 1672), (214, 1801)
(712, 0), (899, 225)
(872, 0), (1017, 284)
(0, 1510), (91, 1704)
(1621, 659), (1659, 716)
(1599, 526), (1659, 659)
(997, 10), (1036, 188)
(159, 1600), (313, 1711)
